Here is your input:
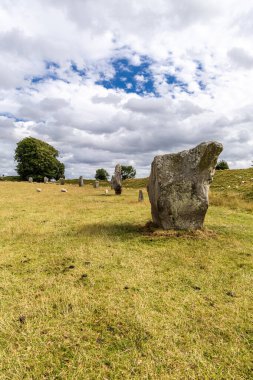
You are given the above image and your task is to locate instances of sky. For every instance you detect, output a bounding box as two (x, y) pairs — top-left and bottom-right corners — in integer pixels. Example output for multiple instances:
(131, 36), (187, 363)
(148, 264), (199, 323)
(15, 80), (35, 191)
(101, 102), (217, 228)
(0, 0), (253, 178)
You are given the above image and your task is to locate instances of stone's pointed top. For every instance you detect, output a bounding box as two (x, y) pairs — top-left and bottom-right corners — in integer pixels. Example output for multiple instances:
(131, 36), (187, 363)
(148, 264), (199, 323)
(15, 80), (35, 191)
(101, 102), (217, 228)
(148, 141), (223, 230)
(155, 141), (223, 160)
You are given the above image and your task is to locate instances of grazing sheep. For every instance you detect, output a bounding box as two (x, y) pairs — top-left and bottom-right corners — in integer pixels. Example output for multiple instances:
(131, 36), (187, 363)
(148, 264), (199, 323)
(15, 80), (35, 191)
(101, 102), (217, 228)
(36, 188), (42, 192)
(61, 188), (68, 192)
(105, 189), (108, 195)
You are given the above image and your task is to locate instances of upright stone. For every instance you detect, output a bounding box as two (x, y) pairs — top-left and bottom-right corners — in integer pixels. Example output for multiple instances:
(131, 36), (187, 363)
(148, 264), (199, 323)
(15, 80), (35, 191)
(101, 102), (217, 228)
(138, 190), (144, 202)
(28, 177), (33, 183)
(93, 180), (99, 188)
(44, 176), (49, 184)
(59, 177), (65, 185)
(112, 164), (122, 195)
(147, 141), (223, 230)
(79, 176), (84, 187)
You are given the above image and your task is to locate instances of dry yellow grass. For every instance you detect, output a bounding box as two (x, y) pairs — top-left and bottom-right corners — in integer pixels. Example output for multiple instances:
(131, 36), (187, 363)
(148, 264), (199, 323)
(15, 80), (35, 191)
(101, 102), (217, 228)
(0, 182), (252, 379)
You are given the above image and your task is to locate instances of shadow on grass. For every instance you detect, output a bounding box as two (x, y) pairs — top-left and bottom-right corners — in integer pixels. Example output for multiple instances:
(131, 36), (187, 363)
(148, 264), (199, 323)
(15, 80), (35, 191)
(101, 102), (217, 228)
(77, 222), (142, 239)
(76, 221), (217, 241)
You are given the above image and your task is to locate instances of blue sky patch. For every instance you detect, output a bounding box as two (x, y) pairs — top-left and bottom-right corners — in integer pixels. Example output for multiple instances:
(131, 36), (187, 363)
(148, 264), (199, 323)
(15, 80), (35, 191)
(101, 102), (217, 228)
(0, 112), (27, 122)
(28, 61), (69, 84)
(198, 80), (206, 91)
(195, 61), (206, 91)
(96, 57), (157, 95)
(31, 73), (58, 84)
(45, 60), (60, 70)
(165, 74), (193, 95)
(70, 61), (86, 76)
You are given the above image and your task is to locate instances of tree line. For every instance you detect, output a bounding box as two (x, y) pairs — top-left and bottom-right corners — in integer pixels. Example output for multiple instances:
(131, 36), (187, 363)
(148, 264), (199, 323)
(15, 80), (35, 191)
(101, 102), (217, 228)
(14, 137), (137, 181)
(12, 137), (230, 182)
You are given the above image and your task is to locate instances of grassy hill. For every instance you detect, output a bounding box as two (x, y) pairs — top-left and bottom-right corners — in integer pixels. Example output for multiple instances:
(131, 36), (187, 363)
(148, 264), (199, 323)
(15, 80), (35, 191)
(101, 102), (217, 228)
(0, 179), (252, 379)
(124, 167), (253, 190)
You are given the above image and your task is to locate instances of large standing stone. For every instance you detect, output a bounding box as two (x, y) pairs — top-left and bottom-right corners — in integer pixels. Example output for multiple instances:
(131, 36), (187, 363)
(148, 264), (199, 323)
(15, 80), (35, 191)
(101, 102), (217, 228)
(44, 176), (49, 184)
(59, 177), (65, 185)
(93, 180), (99, 188)
(28, 177), (33, 183)
(147, 141), (223, 230)
(112, 164), (122, 195)
(79, 176), (84, 187)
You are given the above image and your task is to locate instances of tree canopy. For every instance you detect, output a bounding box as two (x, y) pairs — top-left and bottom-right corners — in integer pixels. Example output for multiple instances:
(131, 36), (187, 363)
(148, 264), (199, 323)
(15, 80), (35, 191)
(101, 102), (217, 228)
(121, 165), (136, 180)
(95, 168), (109, 180)
(15, 137), (65, 181)
(216, 160), (229, 170)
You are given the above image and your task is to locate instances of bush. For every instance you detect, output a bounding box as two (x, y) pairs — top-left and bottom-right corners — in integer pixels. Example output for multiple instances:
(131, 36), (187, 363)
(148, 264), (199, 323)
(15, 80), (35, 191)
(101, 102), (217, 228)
(216, 160), (229, 170)
(121, 165), (136, 180)
(95, 168), (109, 181)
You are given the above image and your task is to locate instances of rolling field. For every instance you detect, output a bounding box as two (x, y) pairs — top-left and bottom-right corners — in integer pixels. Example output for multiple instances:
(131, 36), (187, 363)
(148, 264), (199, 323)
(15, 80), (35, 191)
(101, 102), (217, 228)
(0, 174), (252, 379)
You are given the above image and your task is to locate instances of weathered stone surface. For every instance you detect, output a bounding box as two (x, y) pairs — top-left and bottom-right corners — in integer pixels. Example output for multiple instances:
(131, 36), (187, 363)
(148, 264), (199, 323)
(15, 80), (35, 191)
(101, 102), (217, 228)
(138, 190), (144, 202)
(79, 176), (84, 187)
(147, 141), (223, 230)
(112, 164), (122, 195)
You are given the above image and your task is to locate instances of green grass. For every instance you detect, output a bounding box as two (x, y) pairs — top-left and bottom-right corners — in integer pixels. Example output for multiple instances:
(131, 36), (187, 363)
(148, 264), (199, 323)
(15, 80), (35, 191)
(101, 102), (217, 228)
(0, 180), (252, 379)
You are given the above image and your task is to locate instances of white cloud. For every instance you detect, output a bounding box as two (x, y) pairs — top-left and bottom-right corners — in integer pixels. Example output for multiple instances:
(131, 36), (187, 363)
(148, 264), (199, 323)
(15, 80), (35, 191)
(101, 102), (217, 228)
(228, 47), (253, 69)
(0, 0), (253, 177)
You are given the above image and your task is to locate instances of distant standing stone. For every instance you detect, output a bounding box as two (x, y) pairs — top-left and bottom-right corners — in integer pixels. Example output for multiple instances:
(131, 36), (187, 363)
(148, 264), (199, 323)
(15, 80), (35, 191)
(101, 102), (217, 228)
(93, 180), (99, 188)
(112, 164), (122, 195)
(59, 177), (65, 185)
(79, 176), (84, 187)
(147, 141), (223, 230)
(138, 190), (144, 202)
(44, 176), (48, 184)
(28, 177), (33, 183)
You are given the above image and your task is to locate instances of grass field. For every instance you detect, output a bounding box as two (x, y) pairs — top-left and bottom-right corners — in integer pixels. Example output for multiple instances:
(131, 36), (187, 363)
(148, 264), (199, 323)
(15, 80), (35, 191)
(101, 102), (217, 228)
(0, 173), (252, 379)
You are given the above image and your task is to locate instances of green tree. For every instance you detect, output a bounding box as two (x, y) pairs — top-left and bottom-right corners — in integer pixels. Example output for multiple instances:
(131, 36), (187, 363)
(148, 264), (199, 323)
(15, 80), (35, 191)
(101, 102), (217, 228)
(121, 165), (136, 180)
(216, 160), (229, 170)
(15, 137), (65, 181)
(95, 168), (109, 180)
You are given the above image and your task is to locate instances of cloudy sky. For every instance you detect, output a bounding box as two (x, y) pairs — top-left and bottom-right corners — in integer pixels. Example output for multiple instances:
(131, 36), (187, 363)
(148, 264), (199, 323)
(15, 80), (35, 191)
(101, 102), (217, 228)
(0, 0), (253, 178)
